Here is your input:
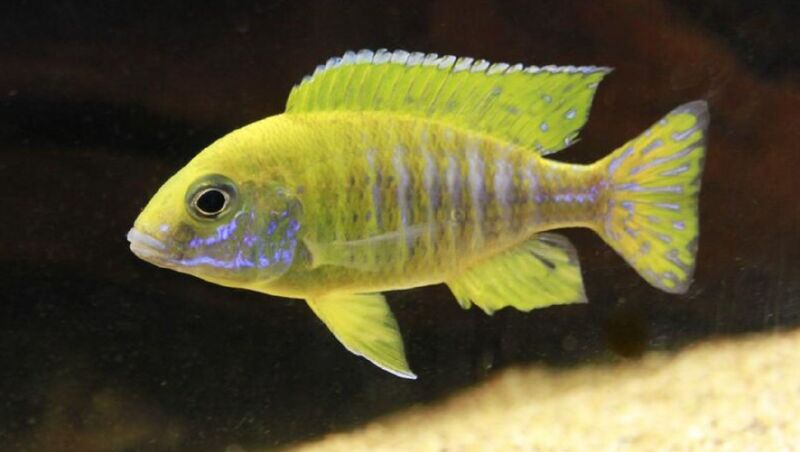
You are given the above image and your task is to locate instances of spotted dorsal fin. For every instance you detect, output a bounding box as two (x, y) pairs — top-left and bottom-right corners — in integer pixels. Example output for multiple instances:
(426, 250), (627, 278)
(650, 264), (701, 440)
(285, 49), (611, 155)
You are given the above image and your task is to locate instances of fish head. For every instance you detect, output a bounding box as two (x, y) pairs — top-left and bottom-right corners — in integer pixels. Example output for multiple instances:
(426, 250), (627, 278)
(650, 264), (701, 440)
(128, 159), (302, 288)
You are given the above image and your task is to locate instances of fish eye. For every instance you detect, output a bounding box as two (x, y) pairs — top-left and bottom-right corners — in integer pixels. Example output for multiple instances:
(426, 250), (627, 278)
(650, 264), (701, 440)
(187, 175), (238, 220)
(192, 188), (229, 217)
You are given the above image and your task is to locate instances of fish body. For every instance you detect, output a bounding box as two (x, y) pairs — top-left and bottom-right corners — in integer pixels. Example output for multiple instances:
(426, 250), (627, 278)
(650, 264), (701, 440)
(128, 50), (707, 378)
(235, 113), (602, 297)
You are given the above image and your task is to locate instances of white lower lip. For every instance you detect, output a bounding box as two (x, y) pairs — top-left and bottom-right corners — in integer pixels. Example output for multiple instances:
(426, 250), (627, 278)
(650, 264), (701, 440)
(127, 228), (166, 251)
(130, 242), (164, 259)
(127, 228), (168, 261)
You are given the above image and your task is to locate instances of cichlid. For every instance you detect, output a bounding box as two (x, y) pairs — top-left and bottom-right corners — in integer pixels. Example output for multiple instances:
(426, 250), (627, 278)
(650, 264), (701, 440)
(128, 49), (707, 378)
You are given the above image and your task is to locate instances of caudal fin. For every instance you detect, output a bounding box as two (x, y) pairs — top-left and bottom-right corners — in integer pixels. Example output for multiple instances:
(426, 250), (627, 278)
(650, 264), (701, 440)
(596, 101), (708, 293)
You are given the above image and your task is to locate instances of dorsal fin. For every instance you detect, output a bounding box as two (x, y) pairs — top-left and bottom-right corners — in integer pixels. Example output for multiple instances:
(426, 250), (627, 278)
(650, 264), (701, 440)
(285, 49), (611, 155)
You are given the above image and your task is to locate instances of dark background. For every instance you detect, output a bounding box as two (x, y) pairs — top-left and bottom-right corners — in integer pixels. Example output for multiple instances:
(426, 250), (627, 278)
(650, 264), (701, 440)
(1, 0), (799, 450)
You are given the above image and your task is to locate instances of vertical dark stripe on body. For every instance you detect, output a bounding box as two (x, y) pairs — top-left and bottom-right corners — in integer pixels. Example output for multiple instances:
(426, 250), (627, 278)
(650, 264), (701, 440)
(422, 146), (439, 257)
(366, 148), (383, 231)
(522, 159), (540, 225)
(445, 151), (462, 262)
(466, 141), (486, 246)
(393, 145), (414, 254)
(493, 149), (514, 234)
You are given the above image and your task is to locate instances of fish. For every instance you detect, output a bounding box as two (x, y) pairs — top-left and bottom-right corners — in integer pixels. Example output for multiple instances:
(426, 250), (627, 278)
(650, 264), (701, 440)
(128, 49), (708, 379)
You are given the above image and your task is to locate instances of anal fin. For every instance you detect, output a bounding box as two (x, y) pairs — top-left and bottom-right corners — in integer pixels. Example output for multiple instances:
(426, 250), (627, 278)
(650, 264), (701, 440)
(307, 293), (416, 379)
(446, 233), (587, 314)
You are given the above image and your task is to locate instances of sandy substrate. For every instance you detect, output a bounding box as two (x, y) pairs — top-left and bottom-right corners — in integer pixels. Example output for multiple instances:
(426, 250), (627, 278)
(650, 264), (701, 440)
(291, 330), (800, 451)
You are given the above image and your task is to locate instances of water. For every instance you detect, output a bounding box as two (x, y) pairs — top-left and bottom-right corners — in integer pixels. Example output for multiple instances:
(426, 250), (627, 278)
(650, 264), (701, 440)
(2, 1), (798, 450)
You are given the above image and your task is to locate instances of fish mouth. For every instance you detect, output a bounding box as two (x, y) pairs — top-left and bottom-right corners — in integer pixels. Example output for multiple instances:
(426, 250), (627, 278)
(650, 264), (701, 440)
(127, 228), (168, 262)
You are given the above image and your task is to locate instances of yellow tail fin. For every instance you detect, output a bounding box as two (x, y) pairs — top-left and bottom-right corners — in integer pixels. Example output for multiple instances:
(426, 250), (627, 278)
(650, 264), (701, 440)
(596, 101), (708, 293)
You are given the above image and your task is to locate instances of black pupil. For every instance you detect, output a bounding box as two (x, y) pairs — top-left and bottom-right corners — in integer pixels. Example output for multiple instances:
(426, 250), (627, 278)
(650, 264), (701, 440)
(196, 189), (226, 215)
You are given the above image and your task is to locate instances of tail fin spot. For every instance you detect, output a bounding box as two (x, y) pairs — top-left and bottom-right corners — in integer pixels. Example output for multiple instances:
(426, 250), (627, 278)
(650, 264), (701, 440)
(640, 138), (664, 155)
(608, 146), (633, 175)
(655, 202), (681, 211)
(661, 164), (690, 177)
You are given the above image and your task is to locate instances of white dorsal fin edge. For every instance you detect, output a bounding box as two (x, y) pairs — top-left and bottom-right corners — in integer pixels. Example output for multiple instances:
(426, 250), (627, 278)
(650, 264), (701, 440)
(294, 49), (611, 88)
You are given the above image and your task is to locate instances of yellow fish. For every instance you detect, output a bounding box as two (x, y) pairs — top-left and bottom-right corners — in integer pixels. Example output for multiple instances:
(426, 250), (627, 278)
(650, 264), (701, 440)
(128, 49), (707, 378)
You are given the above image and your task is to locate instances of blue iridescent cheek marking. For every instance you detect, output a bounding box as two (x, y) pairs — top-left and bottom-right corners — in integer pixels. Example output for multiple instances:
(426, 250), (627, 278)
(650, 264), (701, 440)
(177, 253), (255, 269)
(233, 250), (256, 268)
(257, 218), (301, 269)
(243, 234), (258, 247)
(188, 214), (241, 248)
(177, 209), (302, 272)
(177, 212), (254, 270)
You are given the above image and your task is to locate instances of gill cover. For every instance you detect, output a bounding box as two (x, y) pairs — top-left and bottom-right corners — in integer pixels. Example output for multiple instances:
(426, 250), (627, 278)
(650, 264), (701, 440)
(179, 178), (302, 283)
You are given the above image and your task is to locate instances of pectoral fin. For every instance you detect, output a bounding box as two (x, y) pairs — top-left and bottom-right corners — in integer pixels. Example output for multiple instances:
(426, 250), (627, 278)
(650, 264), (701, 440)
(304, 224), (429, 271)
(446, 233), (587, 314)
(307, 293), (416, 379)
